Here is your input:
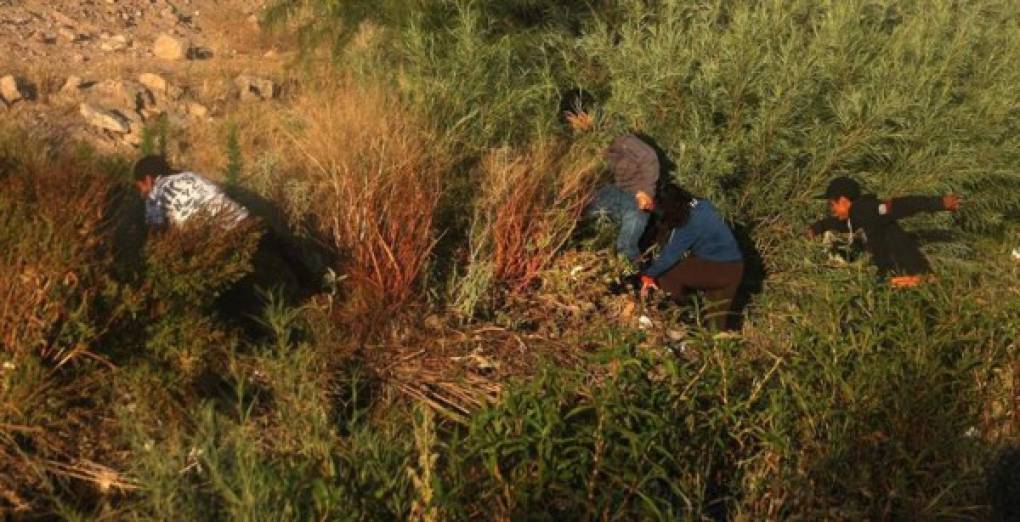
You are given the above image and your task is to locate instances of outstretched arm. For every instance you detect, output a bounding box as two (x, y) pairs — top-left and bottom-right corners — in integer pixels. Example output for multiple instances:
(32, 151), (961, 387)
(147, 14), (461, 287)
(879, 195), (958, 220)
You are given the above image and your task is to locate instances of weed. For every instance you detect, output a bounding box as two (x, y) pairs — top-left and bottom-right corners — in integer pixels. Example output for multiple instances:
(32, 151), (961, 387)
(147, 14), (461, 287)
(279, 79), (445, 326)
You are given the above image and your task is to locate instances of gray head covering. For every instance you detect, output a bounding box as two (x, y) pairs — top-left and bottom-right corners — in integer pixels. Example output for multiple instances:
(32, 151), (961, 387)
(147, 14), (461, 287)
(604, 134), (659, 198)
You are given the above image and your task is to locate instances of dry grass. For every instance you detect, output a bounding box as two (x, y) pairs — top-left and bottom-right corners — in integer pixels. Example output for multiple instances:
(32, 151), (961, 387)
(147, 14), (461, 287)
(455, 142), (601, 314)
(483, 142), (599, 291)
(0, 140), (114, 364)
(276, 79), (445, 327)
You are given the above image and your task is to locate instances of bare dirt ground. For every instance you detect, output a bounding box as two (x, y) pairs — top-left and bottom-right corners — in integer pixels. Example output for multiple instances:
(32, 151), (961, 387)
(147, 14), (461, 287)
(0, 0), (296, 171)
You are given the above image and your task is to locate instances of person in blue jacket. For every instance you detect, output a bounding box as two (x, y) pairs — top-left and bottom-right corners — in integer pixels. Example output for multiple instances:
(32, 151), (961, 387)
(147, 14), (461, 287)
(639, 182), (744, 330)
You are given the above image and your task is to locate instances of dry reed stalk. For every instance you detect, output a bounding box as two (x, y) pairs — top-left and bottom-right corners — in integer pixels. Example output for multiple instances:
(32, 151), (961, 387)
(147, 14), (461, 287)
(43, 459), (139, 493)
(282, 81), (444, 322)
(478, 142), (600, 294)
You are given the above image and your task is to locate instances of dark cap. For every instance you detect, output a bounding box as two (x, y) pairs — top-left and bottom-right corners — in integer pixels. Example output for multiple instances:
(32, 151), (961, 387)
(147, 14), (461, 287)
(132, 155), (172, 181)
(817, 176), (861, 200)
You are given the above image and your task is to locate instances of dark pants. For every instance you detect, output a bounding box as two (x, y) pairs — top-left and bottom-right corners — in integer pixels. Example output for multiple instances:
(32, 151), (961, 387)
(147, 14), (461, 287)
(217, 230), (307, 333)
(657, 256), (744, 330)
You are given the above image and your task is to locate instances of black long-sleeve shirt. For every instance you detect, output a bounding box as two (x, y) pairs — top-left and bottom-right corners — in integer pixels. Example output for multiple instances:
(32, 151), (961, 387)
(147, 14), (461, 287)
(811, 195), (947, 276)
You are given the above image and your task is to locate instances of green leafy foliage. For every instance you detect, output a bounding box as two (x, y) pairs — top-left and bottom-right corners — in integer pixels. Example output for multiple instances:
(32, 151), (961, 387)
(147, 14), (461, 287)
(4, 0), (1020, 518)
(138, 218), (260, 376)
(223, 123), (244, 190)
(139, 114), (170, 157)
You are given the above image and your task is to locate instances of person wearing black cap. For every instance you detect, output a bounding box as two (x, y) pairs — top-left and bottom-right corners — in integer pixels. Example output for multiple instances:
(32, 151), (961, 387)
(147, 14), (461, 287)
(133, 154), (315, 311)
(133, 154), (249, 229)
(560, 88), (660, 266)
(808, 176), (960, 287)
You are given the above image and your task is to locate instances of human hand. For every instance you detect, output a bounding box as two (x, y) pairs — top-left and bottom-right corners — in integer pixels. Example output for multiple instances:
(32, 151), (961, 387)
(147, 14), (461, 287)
(639, 274), (658, 299)
(942, 194), (960, 212)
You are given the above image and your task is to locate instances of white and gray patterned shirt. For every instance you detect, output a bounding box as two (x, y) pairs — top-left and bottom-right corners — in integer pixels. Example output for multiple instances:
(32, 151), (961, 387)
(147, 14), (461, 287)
(145, 172), (249, 227)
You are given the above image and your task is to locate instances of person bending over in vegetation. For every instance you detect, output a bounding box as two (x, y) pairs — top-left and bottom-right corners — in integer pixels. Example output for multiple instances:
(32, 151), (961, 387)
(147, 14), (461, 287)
(133, 155), (249, 229)
(560, 88), (660, 266)
(808, 176), (960, 288)
(133, 155), (311, 313)
(639, 182), (744, 330)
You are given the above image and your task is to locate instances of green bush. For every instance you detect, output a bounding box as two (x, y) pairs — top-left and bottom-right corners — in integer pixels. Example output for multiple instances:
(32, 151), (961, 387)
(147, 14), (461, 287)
(281, 0), (1020, 308)
(440, 339), (759, 520)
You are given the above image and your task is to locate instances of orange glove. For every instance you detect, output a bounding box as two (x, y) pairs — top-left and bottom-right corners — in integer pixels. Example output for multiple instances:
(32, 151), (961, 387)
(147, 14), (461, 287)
(639, 274), (658, 298)
(942, 194), (960, 212)
(889, 275), (924, 288)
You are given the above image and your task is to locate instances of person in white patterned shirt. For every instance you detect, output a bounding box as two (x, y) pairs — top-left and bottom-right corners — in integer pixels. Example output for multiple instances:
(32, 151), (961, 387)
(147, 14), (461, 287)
(132, 155), (322, 323)
(133, 155), (249, 229)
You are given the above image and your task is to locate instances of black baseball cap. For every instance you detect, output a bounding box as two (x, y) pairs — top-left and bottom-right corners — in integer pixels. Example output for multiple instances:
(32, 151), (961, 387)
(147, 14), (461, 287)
(816, 176), (861, 200)
(132, 155), (171, 181)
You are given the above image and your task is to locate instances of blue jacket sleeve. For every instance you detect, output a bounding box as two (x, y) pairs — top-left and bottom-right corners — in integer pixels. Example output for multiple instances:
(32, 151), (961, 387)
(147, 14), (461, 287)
(643, 225), (697, 278)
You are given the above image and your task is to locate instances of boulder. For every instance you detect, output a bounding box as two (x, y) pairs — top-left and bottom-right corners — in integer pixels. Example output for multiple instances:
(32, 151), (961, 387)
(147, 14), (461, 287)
(59, 27), (89, 42)
(80, 103), (131, 133)
(60, 75), (84, 96)
(153, 34), (189, 60)
(138, 73), (168, 93)
(234, 75), (277, 102)
(123, 121), (145, 146)
(188, 47), (214, 60)
(87, 79), (155, 113)
(138, 73), (183, 100)
(1, 75), (23, 104)
(100, 34), (129, 52)
(186, 101), (209, 118)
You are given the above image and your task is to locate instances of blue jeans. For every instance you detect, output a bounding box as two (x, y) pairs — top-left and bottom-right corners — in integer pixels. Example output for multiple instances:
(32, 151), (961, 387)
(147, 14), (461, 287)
(586, 185), (649, 264)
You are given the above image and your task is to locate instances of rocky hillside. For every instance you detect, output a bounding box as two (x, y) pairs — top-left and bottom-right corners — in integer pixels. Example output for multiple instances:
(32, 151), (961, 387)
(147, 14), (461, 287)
(0, 0), (287, 152)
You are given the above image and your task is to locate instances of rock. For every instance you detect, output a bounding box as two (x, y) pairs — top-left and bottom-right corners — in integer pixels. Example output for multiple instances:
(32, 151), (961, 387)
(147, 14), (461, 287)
(138, 73), (168, 93)
(138, 73), (183, 101)
(80, 103), (131, 133)
(87, 79), (155, 113)
(188, 47), (214, 60)
(123, 121), (144, 146)
(100, 34), (129, 52)
(59, 27), (89, 42)
(234, 75), (277, 102)
(186, 101), (209, 118)
(0, 75), (23, 105)
(153, 34), (189, 60)
(141, 106), (164, 120)
(37, 32), (57, 44)
(61, 75), (84, 95)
